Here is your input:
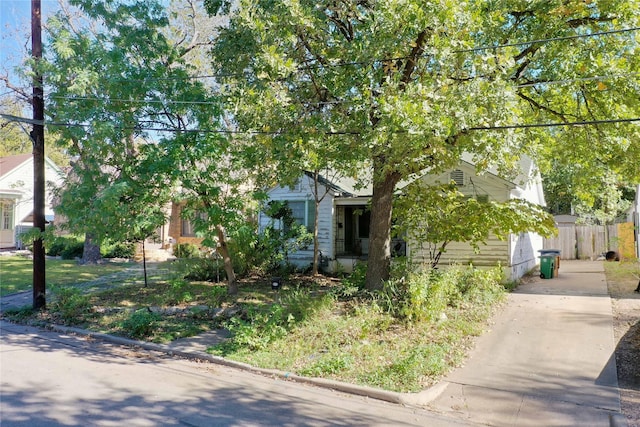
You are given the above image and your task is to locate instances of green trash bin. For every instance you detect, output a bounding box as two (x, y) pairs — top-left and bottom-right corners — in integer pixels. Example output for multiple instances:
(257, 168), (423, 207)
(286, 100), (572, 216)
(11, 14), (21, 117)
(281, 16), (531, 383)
(539, 255), (555, 279)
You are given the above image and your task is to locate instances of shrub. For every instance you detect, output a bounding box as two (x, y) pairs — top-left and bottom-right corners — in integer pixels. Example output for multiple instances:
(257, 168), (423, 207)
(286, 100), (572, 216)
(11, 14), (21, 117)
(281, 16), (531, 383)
(47, 236), (84, 258)
(60, 240), (85, 260)
(166, 278), (195, 304)
(102, 241), (135, 259)
(206, 285), (227, 308)
(334, 262), (368, 298)
(121, 309), (161, 339)
(227, 224), (261, 276)
(380, 265), (505, 323)
(50, 285), (92, 324)
(179, 257), (225, 282)
(173, 243), (200, 259)
(223, 305), (291, 351)
(221, 289), (334, 352)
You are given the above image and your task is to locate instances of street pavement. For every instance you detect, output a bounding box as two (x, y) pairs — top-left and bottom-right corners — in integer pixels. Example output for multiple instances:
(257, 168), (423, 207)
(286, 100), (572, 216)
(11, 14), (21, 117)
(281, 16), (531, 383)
(0, 260), (627, 426)
(0, 320), (468, 426)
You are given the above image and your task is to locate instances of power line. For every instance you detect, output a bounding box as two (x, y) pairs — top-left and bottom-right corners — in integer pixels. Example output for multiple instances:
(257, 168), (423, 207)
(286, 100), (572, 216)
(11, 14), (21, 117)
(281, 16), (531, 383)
(4, 113), (639, 135)
(26, 26), (638, 86)
(458, 27), (640, 53)
(46, 71), (640, 108)
(30, 116), (640, 134)
(468, 117), (640, 131)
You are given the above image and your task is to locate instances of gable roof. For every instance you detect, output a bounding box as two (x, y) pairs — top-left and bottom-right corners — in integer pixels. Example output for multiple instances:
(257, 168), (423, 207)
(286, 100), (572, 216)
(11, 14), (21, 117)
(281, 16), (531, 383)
(0, 153), (32, 178)
(303, 170), (373, 197)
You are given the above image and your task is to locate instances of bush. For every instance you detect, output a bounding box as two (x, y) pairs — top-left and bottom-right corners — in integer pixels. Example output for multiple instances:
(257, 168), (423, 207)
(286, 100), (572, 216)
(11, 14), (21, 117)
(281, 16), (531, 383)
(47, 236), (84, 258)
(102, 241), (135, 259)
(166, 278), (195, 305)
(177, 257), (225, 282)
(335, 262), (368, 297)
(221, 289), (334, 352)
(60, 240), (85, 260)
(381, 265), (505, 323)
(120, 309), (161, 340)
(173, 243), (200, 259)
(227, 221), (313, 277)
(207, 285), (227, 308)
(50, 285), (92, 324)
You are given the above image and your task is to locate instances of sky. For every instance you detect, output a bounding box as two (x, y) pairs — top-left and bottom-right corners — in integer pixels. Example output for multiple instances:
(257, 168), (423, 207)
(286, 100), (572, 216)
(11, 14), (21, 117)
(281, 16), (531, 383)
(1, 0), (56, 90)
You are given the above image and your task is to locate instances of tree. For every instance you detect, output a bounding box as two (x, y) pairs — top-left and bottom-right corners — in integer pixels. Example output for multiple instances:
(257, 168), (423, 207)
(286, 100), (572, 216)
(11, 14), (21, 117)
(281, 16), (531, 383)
(207, 0), (639, 290)
(482, 0), (640, 224)
(43, 0), (179, 264)
(542, 160), (635, 226)
(42, 0), (257, 293)
(395, 182), (557, 269)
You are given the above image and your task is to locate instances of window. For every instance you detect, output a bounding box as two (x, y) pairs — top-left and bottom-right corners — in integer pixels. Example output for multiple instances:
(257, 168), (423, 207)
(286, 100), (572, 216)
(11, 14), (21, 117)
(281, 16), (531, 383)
(181, 219), (196, 237)
(181, 212), (207, 237)
(1, 202), (13, 230)
(284, 200), (315, 232)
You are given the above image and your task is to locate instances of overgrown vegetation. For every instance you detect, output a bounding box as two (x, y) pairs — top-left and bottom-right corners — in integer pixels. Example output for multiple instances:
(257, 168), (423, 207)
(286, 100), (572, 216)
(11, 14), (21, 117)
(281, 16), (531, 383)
(208, 265), (506, 392)
(2, 253), (508, 392)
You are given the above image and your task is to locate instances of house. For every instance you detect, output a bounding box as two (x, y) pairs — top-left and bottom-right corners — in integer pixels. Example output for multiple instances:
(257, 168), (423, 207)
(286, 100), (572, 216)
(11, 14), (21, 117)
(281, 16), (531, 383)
(260, 155), (547, 280)
(0, 154), (64, 249)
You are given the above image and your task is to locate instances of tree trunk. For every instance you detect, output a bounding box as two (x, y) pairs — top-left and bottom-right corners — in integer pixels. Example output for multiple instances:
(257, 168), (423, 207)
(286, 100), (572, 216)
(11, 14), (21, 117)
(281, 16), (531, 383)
(81, 233), (102, 264)
(365, 160), (400, 291)
(216, 226), (237, 295)
(142, 239), (148, 288)
(312, 171), (320, 275)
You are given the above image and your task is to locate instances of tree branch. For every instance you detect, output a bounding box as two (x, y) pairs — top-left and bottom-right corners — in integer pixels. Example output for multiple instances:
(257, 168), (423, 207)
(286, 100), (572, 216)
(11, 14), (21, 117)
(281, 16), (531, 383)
(517, 91), (570, 122)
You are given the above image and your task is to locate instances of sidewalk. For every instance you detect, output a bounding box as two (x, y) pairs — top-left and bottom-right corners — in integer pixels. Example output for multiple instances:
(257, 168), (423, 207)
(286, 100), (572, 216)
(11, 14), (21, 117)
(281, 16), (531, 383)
(427, 260), (625, 426)
(0, 260), (626, 426)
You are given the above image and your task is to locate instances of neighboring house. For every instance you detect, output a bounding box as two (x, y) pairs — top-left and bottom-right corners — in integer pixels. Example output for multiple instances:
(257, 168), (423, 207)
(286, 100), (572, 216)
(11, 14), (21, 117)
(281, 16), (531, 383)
(260, 155), (547, 280)
(0, 154), (64, 249)
(167, 201), (204, 248)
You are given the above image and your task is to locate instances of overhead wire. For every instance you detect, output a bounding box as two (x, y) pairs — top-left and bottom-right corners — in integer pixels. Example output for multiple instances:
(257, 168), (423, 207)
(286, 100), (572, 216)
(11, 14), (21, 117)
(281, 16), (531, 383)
(46, 71), (640, 108)
(3, 26), (638, 136)
(3, 109), (639, 136)
(17, 26), (638, 85)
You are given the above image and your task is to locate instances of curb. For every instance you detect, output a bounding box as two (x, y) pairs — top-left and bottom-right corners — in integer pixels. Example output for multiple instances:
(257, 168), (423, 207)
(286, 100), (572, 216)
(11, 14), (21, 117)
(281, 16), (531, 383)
(46, 323), (447, 408)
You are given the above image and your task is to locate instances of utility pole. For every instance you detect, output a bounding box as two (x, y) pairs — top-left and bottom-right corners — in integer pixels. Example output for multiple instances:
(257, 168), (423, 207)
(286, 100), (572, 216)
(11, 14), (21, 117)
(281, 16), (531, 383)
(32, 0), (46, 310)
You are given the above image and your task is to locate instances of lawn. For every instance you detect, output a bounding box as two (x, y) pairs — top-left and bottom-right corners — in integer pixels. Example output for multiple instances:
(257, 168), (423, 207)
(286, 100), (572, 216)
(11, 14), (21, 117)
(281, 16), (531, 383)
(2, 256), (508, 393)
(0, 255), (132, 296)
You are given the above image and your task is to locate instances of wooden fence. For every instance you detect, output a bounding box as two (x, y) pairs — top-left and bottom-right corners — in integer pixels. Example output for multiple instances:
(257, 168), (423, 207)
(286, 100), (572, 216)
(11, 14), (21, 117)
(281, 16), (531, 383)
(543, 222), (636, 260)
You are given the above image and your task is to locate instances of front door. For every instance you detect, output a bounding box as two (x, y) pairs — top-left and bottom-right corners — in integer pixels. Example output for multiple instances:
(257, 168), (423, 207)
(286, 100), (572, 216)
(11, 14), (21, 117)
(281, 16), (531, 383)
(0, 201), (15, 248)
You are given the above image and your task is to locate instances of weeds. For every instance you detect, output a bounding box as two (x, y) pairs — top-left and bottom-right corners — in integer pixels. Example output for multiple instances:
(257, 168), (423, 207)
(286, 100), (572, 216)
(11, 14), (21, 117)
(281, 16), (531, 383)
(120, 309), (161, 339)
(49, 285), (93, 324)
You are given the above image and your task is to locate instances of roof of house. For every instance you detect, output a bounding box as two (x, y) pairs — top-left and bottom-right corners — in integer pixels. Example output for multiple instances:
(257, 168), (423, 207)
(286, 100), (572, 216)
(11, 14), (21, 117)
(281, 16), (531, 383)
(293, 153), (543, 200)
(304, 170), (373, 198)
(0, 153), (32, 178)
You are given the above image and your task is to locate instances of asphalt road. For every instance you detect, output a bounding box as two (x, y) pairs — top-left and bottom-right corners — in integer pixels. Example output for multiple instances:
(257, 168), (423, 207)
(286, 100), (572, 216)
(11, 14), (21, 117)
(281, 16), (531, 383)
(0, 321), (468, 427)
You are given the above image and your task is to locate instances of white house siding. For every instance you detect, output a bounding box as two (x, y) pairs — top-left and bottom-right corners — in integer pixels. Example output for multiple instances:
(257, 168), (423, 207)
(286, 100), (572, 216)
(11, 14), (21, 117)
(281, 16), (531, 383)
(0, 156), (63, 249)
(260, 175), (335, 269)
(508, 165), (546, 278)
(406, 159), (545, 280)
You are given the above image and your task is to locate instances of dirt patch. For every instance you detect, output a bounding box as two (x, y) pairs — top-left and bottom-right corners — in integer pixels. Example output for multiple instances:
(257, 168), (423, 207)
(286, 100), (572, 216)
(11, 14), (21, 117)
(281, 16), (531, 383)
(608, 269), (640, 427)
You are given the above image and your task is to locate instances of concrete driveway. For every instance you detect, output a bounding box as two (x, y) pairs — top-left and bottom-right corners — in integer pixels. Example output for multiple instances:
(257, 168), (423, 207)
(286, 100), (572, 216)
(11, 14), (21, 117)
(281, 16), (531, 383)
(427, 260), (625, 426)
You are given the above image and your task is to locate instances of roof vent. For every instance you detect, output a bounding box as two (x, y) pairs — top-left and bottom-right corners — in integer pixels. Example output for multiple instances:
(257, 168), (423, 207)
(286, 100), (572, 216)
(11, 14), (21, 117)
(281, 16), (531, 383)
(450, 170), (465, 186)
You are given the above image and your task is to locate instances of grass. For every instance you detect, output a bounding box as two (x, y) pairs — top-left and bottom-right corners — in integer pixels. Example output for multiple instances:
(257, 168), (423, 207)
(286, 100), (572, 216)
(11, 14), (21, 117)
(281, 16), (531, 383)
(213, 284), (500, 392)
(0, 256), (132, 296)
(603, 259), (640, 297)
(2, 254), (507, 393)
